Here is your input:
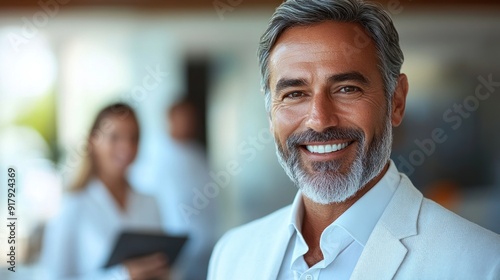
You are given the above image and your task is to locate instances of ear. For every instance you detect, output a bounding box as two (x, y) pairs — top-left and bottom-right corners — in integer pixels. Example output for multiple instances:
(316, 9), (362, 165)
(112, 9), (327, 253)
(391, 74), (409, 127)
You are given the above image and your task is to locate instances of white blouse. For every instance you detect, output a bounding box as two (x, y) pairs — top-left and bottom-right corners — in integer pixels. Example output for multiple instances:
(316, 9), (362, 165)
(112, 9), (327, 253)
(39, 179), (163, 280)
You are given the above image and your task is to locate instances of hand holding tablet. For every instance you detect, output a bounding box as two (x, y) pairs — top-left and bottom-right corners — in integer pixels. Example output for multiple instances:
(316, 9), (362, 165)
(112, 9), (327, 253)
(105, 231), (189, 269)
(123, 253), (169, 280)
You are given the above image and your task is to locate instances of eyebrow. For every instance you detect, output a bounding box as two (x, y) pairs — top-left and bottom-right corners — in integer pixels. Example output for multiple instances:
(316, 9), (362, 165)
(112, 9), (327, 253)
(274, 71), (370, 95)
(327, 71), (370, 85)
(275, 78), (308, 94)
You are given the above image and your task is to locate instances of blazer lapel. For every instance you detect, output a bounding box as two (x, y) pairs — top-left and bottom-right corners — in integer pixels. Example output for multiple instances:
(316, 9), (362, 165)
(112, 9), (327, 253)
(255, 192), (306, 278)
(260, 224), (293, 278)
(350, 175), (423, 280)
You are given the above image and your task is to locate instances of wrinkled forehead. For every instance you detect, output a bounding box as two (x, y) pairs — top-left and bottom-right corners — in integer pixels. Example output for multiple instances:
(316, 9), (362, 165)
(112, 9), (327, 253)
(268, 22), (380, 87)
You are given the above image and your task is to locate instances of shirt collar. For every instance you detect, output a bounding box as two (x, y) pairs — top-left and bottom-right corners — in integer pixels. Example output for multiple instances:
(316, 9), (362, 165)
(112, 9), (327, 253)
(287, 160), (401, 246)
(288, 188), (305, 235)
(332, 160), (400, 245)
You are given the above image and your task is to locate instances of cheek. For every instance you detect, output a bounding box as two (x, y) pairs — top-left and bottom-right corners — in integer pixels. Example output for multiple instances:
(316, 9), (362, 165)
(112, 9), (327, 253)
(336, 98), (386, 141)
(130, 144), (139, 157)
(272, 107), (303, 144)
(354, 106), (387, 146)
(92, 140), (113, 161)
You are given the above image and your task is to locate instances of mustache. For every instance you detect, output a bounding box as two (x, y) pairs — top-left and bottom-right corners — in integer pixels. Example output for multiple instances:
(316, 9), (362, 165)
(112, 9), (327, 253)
(286, 127), (365, 149)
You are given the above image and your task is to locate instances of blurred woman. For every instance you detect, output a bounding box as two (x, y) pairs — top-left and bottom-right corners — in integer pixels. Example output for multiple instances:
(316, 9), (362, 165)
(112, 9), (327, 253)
(40, 103), (168, 280)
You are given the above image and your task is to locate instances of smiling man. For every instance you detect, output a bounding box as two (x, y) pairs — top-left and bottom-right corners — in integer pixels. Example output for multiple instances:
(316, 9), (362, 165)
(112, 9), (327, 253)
(208, 0), (500, 279)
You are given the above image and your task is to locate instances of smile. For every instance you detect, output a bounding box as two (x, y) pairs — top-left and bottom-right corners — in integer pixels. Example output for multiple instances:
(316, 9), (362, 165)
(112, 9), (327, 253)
(305, 142), (350, 154)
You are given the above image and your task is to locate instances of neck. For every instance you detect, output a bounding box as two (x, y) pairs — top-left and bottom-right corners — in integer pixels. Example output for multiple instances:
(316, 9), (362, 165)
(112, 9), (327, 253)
(301, 162), (390, 266)
(97, 172), (129, 210)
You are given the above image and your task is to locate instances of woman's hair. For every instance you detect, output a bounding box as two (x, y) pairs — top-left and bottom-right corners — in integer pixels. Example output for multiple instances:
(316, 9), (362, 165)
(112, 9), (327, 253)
(69, 103), (138, 191)
(258, 0), (404, 113)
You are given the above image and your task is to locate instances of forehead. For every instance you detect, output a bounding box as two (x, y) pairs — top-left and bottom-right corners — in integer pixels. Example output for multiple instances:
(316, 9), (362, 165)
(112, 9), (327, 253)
(268, 21), (380, 87)
(100, 114), (138, 131)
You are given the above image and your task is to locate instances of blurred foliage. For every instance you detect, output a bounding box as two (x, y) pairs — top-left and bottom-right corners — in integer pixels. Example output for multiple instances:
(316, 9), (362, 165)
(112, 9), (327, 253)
(14, 90), (58, 162)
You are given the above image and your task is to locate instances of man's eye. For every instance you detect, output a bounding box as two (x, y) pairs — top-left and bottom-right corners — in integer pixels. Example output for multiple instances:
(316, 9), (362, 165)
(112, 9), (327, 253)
(339, 86), (361, 93)
(284, 91), (305, 99)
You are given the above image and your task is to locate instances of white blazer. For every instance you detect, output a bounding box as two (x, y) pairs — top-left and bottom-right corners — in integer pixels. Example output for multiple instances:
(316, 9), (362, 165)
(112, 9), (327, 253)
(208, 174), (500, 280)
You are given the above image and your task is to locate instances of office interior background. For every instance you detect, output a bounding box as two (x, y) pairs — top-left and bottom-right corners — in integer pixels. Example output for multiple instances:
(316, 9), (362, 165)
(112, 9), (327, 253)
(0, 0), (499, 279)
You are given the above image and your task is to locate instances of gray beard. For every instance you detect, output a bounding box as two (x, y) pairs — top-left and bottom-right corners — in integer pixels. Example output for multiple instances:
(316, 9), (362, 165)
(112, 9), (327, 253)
(274, 117), (392, 204)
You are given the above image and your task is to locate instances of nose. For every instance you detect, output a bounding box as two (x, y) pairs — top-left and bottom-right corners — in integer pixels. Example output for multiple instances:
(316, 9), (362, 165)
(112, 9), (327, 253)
(304, 92), (339, 132)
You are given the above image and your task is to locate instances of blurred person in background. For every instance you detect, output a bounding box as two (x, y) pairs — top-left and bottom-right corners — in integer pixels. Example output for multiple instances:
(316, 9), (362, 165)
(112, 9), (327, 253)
(40, 103), (169, 280)
(208, 0), (500, 279)
(147, 98), (217, 280)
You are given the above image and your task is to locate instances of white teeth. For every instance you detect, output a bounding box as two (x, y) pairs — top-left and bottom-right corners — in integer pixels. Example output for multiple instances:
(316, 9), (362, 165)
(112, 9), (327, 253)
(306, 142), (349, 154)
(325, 145), (333, 153)
(318, 145), (325, 153)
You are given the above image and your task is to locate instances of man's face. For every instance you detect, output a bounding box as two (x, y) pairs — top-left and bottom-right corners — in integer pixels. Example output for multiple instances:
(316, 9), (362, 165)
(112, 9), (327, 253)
(268, 21), (396, 204)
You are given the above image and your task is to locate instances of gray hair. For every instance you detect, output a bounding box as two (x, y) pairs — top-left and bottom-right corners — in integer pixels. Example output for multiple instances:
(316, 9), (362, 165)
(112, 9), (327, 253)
(258, 0), (404, 113)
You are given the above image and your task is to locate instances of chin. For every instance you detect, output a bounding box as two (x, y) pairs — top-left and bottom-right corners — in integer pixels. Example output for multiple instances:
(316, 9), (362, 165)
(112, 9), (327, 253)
(299, 181), (363, 205)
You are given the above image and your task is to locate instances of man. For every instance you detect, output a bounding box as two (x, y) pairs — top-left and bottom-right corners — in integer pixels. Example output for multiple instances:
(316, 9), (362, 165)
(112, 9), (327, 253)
(208, 0), (500, 279)
(149, 98), (217, 280)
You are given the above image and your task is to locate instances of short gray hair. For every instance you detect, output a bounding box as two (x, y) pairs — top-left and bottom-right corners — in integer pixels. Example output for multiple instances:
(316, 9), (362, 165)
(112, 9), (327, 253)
(258, 0), (404, 113)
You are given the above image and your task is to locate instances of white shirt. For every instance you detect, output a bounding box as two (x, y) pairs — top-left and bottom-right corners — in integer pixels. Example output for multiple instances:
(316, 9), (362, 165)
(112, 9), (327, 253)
(39, 179), (163, 280)
(277, 162), (401, 280)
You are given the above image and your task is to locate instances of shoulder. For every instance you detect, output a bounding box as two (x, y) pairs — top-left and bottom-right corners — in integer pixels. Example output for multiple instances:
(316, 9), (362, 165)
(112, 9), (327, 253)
(218, 204), (291, 246)
(394, 174), (499, 247)
(396, 175), (500, 256)
(370, 174), (499, 278)
(417, 197), (500, 249)
(401, 191), (500, 278)
(208, 205), (291, 278)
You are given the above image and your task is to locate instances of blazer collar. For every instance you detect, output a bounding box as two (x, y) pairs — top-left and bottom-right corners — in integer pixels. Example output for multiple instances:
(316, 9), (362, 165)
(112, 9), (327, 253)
(350, 174), (423, 280)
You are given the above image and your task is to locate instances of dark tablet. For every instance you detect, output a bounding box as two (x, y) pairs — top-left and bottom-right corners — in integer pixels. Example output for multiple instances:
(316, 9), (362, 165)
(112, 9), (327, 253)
(105, 231), (188, 268)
